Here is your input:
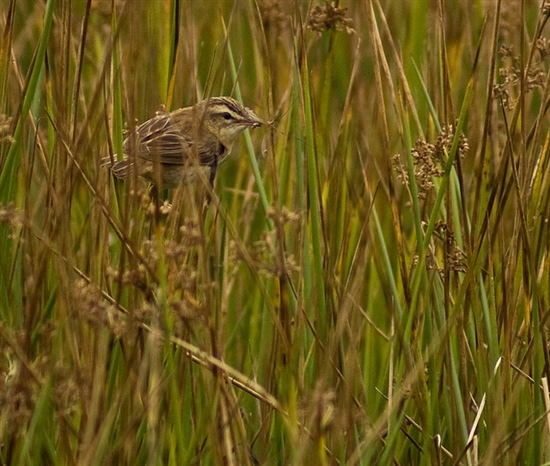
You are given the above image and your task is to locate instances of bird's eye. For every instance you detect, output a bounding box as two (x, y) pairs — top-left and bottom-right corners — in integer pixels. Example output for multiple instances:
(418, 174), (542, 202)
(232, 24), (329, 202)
(221, 112), (232, 120)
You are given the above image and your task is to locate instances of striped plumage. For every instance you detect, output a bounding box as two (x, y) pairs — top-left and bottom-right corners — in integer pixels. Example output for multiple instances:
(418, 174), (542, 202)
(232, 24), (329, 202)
(105, 97), (263, 188)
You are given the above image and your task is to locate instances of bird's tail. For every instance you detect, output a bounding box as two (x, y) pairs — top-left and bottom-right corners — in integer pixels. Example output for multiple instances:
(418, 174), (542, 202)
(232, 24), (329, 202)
(100, 156), (133, 178)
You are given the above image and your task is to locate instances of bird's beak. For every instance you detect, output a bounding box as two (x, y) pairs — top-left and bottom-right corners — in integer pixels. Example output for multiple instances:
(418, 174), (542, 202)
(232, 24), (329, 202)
(244, 110), (264, 128)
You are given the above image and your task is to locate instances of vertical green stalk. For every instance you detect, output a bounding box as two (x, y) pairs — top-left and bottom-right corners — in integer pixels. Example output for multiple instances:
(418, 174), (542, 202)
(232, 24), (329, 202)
(0, 0), (55, 324)
(165, 0), (179, 106)
(225, 34), (273, 230)
(292, 61), (313, 364)
(300, 52), (327, 333)
(0, 0), (55, 201)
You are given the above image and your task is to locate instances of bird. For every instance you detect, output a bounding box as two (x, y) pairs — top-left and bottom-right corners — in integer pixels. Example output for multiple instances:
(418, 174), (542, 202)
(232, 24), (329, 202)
(103, 96), (263, 189)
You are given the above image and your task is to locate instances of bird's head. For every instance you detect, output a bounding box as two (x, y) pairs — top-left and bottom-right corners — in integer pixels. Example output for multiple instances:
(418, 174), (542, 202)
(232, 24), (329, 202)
(196, 97), (263, 147)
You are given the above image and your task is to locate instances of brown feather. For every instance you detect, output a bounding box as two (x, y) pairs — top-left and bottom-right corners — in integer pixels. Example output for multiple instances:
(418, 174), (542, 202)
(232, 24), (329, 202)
(105, 97), (263, 188)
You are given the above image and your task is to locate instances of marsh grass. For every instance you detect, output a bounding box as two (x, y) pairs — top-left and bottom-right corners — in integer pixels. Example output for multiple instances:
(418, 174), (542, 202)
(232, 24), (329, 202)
(2, 0), (550, 464)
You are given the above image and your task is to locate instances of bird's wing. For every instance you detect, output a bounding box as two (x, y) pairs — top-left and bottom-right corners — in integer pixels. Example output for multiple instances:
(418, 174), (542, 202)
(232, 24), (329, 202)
(123, 113), (226, 167)
(124, 113), (191, 165)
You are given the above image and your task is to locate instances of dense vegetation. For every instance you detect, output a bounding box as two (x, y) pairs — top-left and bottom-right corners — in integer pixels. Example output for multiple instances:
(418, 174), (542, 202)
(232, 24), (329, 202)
(1, 1), (550, 464)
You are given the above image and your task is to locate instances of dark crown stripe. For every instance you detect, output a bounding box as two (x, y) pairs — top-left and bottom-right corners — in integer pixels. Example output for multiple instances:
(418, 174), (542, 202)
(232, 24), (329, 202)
(209, 97), (245, 117)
